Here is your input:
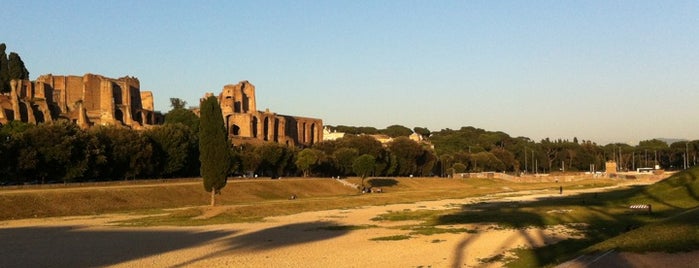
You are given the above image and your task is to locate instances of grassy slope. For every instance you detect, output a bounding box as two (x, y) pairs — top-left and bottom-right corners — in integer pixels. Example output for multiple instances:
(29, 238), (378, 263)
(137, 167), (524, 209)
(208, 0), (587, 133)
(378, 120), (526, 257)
(0, 179), (357, 220)
(0, 177), (613, 221)
(588, 166), (699, 253)
(503, 167), (699, 267)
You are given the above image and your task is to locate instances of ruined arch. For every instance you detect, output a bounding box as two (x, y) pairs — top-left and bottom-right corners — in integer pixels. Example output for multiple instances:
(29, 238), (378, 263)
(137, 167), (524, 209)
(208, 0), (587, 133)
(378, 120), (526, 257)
(18, 102), (29, 122)
(134, 110), (144, 125)
(302, 122), (307, 143)
(32, 104), (45, 123)
(263, 117), (270, 141)
(310, 123), (316, 145)
(251, 116), (258, 138)
(232, 124), (241, 136)
(115, 108), (124, 123)
(273, 118), (280, 142)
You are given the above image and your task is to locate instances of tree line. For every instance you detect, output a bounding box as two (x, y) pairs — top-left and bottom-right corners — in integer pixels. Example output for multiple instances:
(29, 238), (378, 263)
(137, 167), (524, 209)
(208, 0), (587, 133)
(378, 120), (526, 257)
(429, 126), (698, 175)
(4, 113), (695, 186)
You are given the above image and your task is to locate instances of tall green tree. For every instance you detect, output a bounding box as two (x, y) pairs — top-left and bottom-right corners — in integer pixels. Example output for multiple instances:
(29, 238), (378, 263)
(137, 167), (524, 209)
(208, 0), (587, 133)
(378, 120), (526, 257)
(353, 154), (376, 187)
(145, 123), (199, 178)
(296, 148), (319, 177)
(381, 125), (413, 138)
(199, 96), (230, 206)
(0, 43), (9, 93)
(333, 147), (359, 176)
(413, 127), (431, 137)
(170, 98), (187, 109)
(7, 52), (29, 81)
(165, 107), (200, 133)
(255, 142), (292, 177)
(19, 121), (96, 183)
(387, 137), (423, 176)
(90, 126), (153, 180)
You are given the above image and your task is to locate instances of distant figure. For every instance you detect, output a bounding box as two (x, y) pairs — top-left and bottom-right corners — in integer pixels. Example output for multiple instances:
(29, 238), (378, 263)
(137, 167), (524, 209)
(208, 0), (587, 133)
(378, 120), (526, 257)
(289, 194), (297, 200)
(559, 186), (563, 195)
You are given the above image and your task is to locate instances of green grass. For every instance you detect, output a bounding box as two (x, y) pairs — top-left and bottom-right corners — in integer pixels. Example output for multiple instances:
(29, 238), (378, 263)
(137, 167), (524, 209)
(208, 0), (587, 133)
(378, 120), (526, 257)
(317, 224), (378, 231)
(502, 167), (699, 267)
(3, 171), (697, 266)
(353, 168), (697, 267)
(406, 226), (477, 236)
(369, 235), (412, 241)
(371, 209), (445, 222)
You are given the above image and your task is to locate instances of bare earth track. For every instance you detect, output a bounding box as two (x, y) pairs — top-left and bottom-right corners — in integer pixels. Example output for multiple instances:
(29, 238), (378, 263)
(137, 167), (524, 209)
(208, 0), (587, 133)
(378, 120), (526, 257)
(1, 180), (697, 267)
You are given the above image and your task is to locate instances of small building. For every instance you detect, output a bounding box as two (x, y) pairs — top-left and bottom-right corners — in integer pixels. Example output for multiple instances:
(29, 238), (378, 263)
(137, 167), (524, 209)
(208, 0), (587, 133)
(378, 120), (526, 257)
(605, 161), (617, 174)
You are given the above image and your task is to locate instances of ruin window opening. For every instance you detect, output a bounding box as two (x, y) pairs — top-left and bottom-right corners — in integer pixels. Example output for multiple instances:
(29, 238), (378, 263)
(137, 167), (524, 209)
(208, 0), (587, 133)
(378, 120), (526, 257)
(273, 118), (279, 142)
(263, 117), (270, 141)
(115, 109), (124, 123)
(32, 105), (45, 123)
(232, 124), (241, 136)
(18, 103), (29, 122)
(135, 111), (144, 125)
(310, 123), (316, 144)
(242, 94), (250, 112)
(251, 117), (258, 138)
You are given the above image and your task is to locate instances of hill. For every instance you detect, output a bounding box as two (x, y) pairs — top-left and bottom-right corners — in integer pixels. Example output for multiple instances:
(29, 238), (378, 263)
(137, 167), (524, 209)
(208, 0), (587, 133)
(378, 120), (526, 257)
(588, 166), (699, 253)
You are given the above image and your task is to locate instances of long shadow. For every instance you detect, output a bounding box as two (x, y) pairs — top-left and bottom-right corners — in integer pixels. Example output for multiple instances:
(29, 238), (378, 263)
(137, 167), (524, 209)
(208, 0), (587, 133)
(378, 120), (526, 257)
(1, 221), (352, 268)
(437, 186), (655, 267)
(0, 226), (236, 267)
(367, 178), (398, 187)
(171, 221), (351, 267)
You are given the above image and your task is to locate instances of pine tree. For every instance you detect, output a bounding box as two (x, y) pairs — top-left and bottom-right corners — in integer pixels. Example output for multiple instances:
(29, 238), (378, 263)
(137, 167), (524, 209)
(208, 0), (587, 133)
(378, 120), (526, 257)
(0, 44), (29, 94)
(199, 95), (230, 206)
(0, 43), (9, 93)
(8, 52), (29, 80)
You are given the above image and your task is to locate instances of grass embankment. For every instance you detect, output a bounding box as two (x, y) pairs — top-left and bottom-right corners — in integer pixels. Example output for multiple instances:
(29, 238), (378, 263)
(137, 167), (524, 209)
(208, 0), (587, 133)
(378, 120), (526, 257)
(354, 169), (698, 267)
(588, 167), (699, 253)
(0, 179), (355, 221)
(115, 177), (614, 226)
(0, 177), (613, 223)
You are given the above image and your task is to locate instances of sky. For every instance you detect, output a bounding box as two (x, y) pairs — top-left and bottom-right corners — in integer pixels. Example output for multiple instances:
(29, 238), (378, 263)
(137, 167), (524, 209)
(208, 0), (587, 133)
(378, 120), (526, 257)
(2, 1), (698, 145)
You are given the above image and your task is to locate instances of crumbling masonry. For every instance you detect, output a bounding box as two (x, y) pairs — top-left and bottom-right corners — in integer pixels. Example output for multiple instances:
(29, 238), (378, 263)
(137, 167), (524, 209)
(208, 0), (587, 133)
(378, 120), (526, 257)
(210, 80), (322, 147)
(0, 74), (161, 129)
(0, 74), (322, 147)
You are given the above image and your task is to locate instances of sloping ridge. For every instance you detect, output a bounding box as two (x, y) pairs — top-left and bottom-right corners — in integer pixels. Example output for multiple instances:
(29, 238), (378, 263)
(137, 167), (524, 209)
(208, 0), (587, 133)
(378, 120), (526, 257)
(558, 167), (699, 267)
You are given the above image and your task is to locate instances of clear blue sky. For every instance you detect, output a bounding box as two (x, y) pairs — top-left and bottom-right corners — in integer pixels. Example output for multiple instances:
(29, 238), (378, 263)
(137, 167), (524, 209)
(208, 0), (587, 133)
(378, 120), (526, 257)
(3, 1), (698, 145)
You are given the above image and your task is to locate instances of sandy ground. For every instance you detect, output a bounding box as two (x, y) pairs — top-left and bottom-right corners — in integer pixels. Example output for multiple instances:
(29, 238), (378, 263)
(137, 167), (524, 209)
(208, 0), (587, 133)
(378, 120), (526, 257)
(1, 182), (695, 268)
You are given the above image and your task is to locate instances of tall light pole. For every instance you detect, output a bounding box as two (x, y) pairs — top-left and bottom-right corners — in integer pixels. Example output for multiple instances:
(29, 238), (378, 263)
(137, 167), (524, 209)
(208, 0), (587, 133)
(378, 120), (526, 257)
(524, 147), (528, 173)
(684, 141), (689, 169)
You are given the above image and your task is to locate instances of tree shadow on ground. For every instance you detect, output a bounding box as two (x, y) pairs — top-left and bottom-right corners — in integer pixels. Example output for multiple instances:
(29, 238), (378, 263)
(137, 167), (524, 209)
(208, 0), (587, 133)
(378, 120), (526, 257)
(171, 221), (351, 267)
(367, 178), (398, 187)
(0, 221), (352, 268)
(0, 226), (236, 267)
(437, 186), (655, 267)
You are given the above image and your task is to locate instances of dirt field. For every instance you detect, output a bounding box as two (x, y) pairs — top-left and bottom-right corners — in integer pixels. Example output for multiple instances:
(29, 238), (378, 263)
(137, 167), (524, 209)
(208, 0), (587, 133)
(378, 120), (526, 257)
(1, 181), (696, 267)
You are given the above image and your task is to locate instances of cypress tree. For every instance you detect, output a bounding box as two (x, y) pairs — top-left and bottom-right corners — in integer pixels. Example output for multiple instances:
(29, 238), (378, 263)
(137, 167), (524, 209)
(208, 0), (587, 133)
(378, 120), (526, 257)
(199, 95), (230, 206)
(8, 52), (29, 80)
(0, 43), (9, 93)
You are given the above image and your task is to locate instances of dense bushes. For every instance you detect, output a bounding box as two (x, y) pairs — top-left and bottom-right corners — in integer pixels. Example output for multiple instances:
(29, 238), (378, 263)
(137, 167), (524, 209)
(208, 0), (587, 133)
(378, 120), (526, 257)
(0, 121), (438, 184)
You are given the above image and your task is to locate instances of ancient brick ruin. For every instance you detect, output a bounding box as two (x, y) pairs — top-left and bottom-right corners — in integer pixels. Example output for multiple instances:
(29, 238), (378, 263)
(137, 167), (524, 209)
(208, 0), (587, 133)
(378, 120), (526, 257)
(212, 81), (323, 147)
(0, 74), (322, 147)
(0, 74), (161, 129)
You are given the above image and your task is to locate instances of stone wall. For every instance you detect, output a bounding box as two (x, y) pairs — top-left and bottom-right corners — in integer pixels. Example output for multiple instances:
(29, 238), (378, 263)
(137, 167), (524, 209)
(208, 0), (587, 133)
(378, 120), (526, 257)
(213, 80), (322, 147)
(0, 73), (161, 129)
